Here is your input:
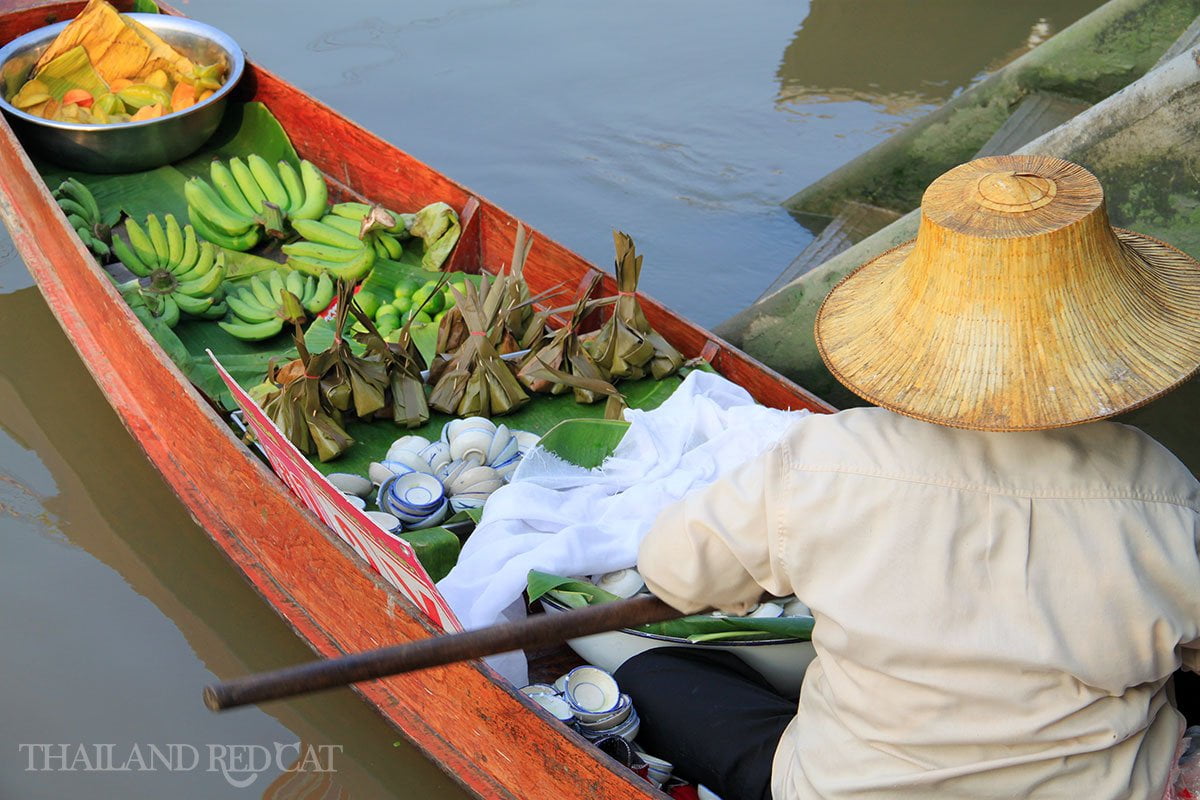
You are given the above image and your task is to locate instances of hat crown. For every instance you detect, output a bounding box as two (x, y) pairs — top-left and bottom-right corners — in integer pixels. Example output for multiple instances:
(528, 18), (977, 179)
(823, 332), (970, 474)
(974, 170), (1056, 211)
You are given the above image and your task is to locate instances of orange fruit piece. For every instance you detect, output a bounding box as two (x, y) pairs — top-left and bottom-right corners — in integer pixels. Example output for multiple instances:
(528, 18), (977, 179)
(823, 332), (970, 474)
(170, 81), (195, 111)
(61, 88), (94, 108)
(109, 77), (133, 93)
(129, 102), (164, 121)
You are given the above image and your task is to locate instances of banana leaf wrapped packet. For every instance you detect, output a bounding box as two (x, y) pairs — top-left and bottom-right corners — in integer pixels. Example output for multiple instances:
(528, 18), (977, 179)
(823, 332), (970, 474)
(428, 274), (530, 418)
(312, 281), (390, 421)
(250, 293), (355, 463)
(518, 273), (620, 405)
(348, 281), (434, 430)
(585, 231), (684, 381)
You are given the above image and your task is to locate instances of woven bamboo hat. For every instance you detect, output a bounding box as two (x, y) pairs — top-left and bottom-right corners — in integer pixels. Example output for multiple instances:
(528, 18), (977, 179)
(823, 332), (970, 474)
(814, 155), (1200, 431)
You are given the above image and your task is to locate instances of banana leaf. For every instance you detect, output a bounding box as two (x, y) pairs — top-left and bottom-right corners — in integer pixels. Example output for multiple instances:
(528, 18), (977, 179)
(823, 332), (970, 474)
(28, 46), (109, 102)
(527, 571), (814, 642)
(408, 202), (460, 270)
(536, 418), (630, 469)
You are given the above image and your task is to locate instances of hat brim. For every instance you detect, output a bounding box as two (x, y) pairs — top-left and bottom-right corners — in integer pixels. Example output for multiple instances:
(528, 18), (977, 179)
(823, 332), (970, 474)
(815, 229), (1200, 431)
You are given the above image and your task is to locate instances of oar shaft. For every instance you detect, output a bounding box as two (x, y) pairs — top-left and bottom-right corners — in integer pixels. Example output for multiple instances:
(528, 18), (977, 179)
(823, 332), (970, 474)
(204, 594), (682, 711)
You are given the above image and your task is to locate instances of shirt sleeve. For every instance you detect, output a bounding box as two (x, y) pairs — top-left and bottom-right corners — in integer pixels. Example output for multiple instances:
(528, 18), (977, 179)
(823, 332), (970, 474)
(637, 441), (792, 615)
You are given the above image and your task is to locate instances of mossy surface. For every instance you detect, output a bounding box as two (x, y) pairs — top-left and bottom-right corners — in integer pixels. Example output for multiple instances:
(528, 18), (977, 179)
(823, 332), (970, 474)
(784, 0), (1200, 216)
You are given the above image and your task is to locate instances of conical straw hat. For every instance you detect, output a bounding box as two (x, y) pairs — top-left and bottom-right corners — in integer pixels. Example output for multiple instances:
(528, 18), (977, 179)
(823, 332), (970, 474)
(814, 155), (1200, 431)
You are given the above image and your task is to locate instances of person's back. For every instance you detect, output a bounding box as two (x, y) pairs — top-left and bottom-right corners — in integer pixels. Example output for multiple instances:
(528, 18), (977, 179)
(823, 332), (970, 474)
(639, 407), (1200, 798)
(781, 409), (1198, 797)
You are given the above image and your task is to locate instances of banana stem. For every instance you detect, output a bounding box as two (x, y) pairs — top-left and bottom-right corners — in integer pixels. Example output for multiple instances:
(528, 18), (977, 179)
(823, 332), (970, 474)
(258, 202), (287, 239)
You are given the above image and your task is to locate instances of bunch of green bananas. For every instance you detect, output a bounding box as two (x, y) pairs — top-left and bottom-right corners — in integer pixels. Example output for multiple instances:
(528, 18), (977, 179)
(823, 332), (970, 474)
(114, 213), (227, 328)
(280, 215), (378, 281)
(327, 202), (410, 260)
(52, 178), (111, 262)
(219, 268), (335, 341)
(184, 156), (328, 251)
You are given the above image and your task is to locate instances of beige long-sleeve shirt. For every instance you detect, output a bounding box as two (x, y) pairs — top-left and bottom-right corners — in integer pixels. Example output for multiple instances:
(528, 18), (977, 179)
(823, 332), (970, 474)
(638, 407), (1200, 800)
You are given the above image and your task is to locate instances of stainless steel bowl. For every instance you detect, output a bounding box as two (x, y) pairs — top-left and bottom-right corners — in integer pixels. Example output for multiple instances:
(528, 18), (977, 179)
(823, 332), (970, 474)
(0, 14), (244, 173)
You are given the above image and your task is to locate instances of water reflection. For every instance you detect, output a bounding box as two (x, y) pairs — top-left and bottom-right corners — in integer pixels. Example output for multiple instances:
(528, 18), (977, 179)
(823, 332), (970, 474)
(777, 0), (1104, 112)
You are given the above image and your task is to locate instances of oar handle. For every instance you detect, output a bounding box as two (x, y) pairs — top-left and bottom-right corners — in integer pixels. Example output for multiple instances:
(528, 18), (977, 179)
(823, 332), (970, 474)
(204, 594), (683, 711)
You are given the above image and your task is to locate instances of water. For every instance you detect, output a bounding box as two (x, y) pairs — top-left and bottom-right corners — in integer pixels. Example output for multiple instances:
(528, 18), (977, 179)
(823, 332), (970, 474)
(0, 1), (1103, 796)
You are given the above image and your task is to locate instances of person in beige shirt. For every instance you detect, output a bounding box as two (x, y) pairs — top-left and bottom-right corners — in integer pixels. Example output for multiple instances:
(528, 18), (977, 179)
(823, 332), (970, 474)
(621, 156), (1200, 799)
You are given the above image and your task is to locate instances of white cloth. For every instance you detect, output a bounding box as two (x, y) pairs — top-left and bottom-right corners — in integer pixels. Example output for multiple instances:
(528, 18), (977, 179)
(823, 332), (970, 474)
(436, 371), (810, 644)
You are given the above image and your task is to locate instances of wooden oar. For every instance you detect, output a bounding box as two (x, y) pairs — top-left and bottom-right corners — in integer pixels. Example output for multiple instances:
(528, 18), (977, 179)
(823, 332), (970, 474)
(204, 593), (684, 711)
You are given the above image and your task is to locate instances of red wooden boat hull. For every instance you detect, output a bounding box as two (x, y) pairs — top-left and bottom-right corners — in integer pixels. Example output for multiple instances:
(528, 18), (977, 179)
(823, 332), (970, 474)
(0, 2), (834, 796)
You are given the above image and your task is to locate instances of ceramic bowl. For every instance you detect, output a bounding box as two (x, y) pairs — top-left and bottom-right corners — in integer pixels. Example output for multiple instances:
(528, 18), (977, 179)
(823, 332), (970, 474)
(398, 499), (449, 530)
(563, 666), (621, 714)
(519, 683), (559, 698)
(593, 568), (645, 599)
(327, 472), (372, 498)
(365, 510), (402, 534)
(512, 429), (541, 455)
(341, 493), (367, 511)
(382, 472), (445, 515)
(528, 692), (575, 724)
(386, 435), (431, 460)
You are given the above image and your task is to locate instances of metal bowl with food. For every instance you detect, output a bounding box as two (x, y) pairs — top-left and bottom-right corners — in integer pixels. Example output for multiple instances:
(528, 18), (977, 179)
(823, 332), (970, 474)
(0, 14), (244, 173)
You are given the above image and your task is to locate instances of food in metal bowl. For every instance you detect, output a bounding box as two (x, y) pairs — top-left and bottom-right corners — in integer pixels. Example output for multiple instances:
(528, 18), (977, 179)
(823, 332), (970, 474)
(0, 0), (244, 172)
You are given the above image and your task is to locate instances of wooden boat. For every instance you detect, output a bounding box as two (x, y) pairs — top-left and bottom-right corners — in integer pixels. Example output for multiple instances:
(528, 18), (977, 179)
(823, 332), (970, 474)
(0, 1), (834, 796)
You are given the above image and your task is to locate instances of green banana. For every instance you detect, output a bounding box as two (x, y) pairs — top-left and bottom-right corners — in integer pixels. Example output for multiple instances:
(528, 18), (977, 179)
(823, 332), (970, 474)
(248, 274), (276, 308)
(112, 234), (153, 277)
(173, 292), (215, 316)
(172, 225), (200, 276)
(291, 160), (329, 220)
(305, 272), (335, 313)
(277, 160), (306, 213)
(60, 178), (101, 221)
(291, 218), (365, 251)
(55, 196), (91, 220)
(164, 213), (184, 266)
(287, 247), (375, 282)
(281, 241), (365, 263)
(284, 269), (306, 300)
(175, 242), (217, 283)
(300, 275), (317, 306)
(218, 318), (285, 341)
(199, 300), (228, 320)
(377, 233), (404, 260)
(66, 213), (90, 231)
(248, 155), (290, 212)
(179, 263), (224, 297)
(319, 215), (363, 237)
(184, 178), (255, 236)
(267, 270), (287, 305)
(124, 218), (160, 267)
(150, 294), (180, 328)
(210, 160), (257, 218)
(226, 293), (277, 323)
(189, 207), (261, 251)
(228, 157), (268, 214)
(145, 214), (171, 267)
(90, 239), (111, 260)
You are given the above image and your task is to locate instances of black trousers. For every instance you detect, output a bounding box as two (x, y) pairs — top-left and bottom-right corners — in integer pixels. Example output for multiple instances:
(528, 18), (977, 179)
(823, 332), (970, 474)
(614, 648), (796, 800)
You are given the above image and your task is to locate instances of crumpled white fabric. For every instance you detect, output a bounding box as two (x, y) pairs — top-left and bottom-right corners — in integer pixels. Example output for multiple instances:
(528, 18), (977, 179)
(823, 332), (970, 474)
(437, 371), (811, 660)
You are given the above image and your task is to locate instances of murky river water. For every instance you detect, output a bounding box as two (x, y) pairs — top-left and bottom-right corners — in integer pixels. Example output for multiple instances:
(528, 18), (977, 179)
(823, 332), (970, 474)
(0, 1), (1105, 796)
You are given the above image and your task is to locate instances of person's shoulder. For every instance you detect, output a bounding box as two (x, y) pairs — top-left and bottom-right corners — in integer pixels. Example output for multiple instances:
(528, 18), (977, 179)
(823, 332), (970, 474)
(781, 409), (1199, 502)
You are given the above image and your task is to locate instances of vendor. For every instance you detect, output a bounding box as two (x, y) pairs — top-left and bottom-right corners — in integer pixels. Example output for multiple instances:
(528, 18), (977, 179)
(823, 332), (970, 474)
(618, 155), (1200, 800)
